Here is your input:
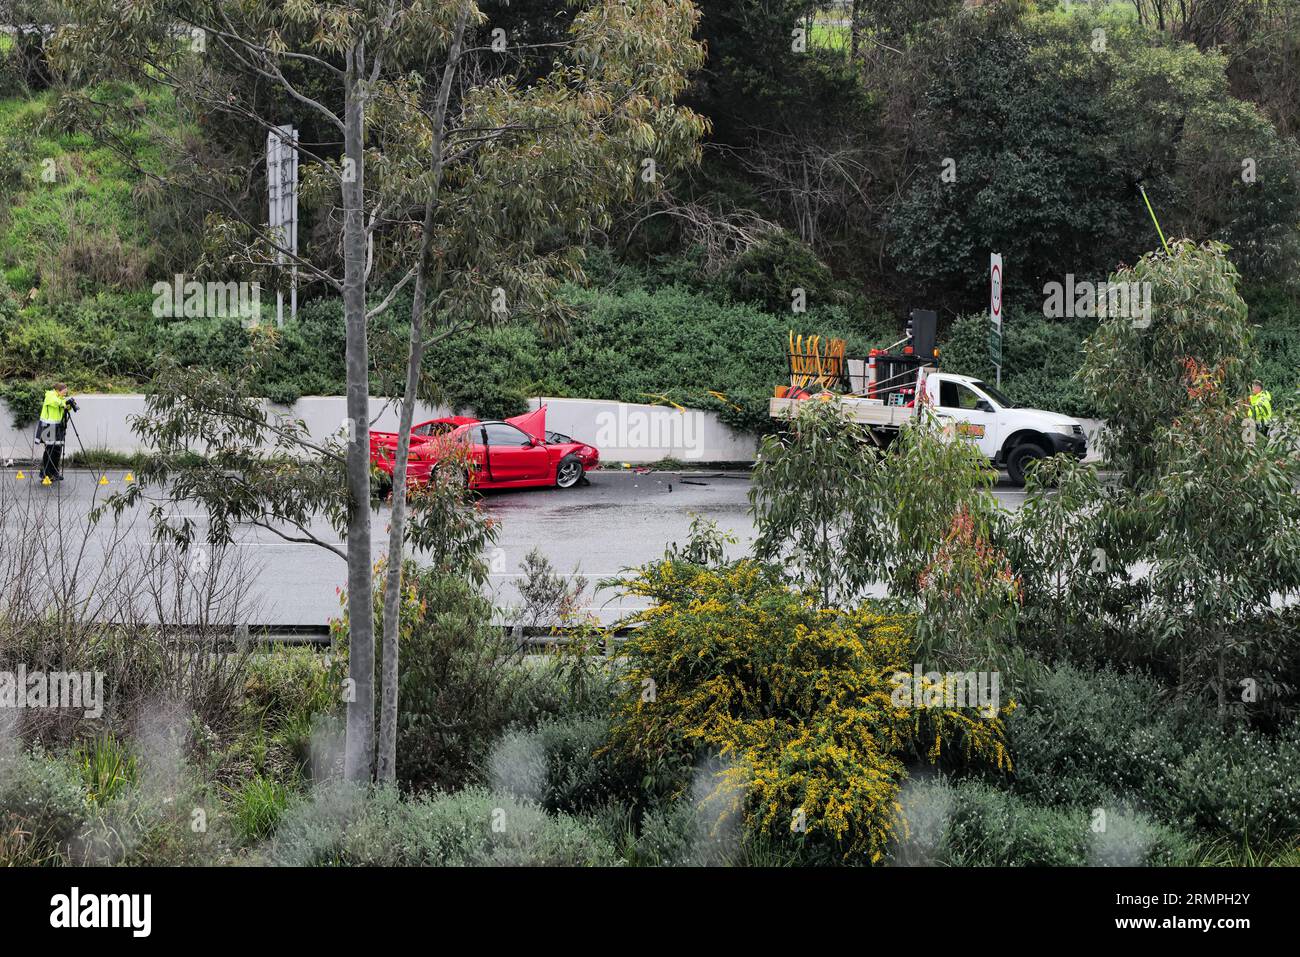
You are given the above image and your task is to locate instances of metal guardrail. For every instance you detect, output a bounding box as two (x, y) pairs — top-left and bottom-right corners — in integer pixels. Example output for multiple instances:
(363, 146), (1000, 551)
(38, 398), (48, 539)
(103, 621), (639, 652)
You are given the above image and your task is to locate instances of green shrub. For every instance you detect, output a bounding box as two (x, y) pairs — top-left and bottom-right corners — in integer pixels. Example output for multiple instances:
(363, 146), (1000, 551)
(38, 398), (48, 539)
(892, 777), (1196, 867)
(720, 230), (834, 314)
(242, 647), (339, 736)
(267, 783), (618, 866)
(0, 748), (88, 865)
(940, 309), (1096, 417)
(1173, 725), (1300, 845)
(1006, 663), (1300, 844)
(335, 568), (561, 792)
(489, 713), (635, 815)
(0, 377), (42, 427)
(71, 772), (236, 866)
(219, 648), (343, 792)
(1005, 664), (1199, 810)
(0, 745), (242, 866)
(0, 311), (73, 376)
(158, 316), (253, 378)
(629, 793), (741, 867)
(622, 785), (818, 866)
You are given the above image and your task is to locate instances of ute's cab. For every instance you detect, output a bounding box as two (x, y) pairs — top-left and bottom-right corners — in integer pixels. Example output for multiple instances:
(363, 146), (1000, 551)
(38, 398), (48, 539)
(921, 372), (1087, 484)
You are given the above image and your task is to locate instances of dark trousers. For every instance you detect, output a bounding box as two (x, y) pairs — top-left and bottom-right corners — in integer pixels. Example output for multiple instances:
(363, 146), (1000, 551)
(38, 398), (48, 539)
(38, 421), (66, 479)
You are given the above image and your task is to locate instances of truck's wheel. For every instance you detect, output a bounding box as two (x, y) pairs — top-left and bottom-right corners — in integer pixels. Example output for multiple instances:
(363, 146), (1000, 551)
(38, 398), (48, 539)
(556, 454), (583, 489)
(1006, 442), (1046, 486)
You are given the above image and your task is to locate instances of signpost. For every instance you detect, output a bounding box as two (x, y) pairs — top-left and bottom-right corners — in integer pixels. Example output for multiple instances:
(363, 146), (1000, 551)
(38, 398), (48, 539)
(989, 252), (1003, 386)
(267, 125), (299, 327)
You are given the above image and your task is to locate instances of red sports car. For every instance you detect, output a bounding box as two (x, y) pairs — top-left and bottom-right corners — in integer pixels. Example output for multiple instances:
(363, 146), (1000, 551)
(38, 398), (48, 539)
(370, 406), (600, 490)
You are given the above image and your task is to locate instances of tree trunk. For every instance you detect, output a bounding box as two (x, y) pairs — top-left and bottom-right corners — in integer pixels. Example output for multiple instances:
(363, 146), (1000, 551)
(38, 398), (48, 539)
(342, 38), (375, 783)
(376, 293), (425, 784)
(850, 0), (861, 61)
(376, 7), (471, 784)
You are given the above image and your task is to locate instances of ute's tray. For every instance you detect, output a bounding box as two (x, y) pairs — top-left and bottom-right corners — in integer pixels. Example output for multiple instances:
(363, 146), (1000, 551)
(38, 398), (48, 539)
(769, 396), (918, 427)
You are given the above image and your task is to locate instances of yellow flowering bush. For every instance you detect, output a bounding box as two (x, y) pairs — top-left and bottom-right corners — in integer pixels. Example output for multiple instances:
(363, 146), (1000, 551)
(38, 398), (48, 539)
(609, 560), (1012, 861)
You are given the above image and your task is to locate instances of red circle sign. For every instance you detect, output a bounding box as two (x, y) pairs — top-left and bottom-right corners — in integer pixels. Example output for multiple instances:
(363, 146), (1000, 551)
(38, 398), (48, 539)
(991, 263), (1002, 318)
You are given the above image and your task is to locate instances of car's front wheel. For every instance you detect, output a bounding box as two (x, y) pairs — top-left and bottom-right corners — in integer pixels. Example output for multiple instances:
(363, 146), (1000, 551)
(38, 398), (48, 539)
(555, 454), (583, 489)
(1006, 442), (1046, 486)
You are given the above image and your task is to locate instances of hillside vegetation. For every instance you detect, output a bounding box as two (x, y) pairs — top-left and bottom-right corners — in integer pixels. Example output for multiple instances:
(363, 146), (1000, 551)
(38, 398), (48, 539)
(1, 2), (1298, 425)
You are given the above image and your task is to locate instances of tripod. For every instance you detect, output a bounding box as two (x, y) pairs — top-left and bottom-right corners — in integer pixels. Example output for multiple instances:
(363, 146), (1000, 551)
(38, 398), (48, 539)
(39, 410), (86, 482)
(66, 412), (88, 469)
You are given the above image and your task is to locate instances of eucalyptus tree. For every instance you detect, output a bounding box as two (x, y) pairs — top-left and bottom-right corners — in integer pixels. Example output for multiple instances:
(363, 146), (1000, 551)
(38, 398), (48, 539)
(1139, 366), (1300, 718)
(750, 399), (879, 607)
(1076, 240), (1300, 714)
(1005, 455), (1126, 663)
(53, 0), (705, 781)
(1077, 241), (1255, 489)
(750, 399), (1003, 609)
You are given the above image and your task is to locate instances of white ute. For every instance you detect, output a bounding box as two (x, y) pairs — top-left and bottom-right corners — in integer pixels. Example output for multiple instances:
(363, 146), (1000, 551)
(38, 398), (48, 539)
(769, 369), (1088, 486)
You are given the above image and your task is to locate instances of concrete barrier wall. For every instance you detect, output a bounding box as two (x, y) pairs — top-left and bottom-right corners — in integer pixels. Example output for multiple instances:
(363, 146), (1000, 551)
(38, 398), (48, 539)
(528, 396), (758, 463)
(1, 394), (758, 464)
(0, 392), (1103, 466)
(2, 394), (150, 457)
(0, 395), (453, 463)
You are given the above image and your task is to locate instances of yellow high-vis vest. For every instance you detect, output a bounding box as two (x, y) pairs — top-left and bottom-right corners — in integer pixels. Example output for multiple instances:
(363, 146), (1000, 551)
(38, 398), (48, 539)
(1249, 390), (1273, 423)
(39, 389), (68, 423)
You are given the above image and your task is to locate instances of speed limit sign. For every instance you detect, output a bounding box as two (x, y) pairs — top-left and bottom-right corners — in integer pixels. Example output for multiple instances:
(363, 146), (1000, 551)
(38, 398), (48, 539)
(990, 253), (1003, 328)
(990, 253), (1003, 386)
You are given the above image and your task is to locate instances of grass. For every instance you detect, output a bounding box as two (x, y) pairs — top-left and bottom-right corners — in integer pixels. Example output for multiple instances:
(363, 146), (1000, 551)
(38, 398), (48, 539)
(73, 733), (138, 806)
(1185, 834), (1300, 867)
(226, 774), (292, 844)
(65, 447), (149, 470)
(0, 83), (180, 300)
(809, 21), (850, 52)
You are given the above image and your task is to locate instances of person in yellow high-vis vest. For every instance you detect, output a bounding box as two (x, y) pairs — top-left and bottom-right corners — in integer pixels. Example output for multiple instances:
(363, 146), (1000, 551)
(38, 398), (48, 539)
(1248, 380), (1273, 438)
(36, 383), (77, 481)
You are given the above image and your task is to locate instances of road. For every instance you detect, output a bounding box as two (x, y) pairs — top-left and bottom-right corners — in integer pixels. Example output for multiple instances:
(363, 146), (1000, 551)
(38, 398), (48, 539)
(3, 468), (1031, 626)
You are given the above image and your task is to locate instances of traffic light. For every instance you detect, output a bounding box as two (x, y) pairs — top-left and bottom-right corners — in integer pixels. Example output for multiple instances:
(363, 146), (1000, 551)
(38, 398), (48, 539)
(909, 309), (938, 362)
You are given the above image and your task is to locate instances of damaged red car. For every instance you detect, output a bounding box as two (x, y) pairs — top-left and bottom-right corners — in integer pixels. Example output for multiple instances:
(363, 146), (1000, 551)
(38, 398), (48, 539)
(370, 406), (600, 490)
